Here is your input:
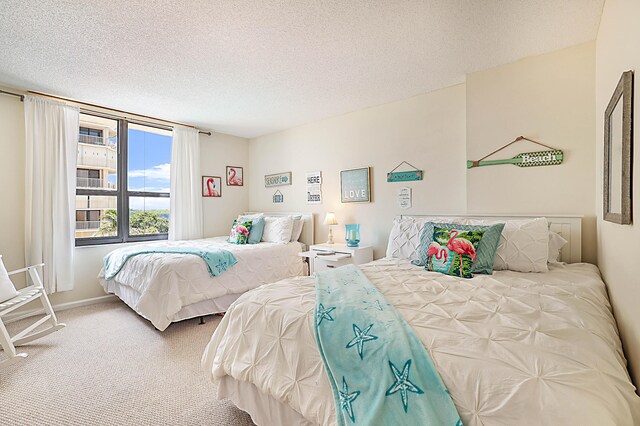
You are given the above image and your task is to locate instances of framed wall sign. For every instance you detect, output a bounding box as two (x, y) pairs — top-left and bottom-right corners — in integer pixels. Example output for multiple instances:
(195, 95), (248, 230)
(307, 185), (322, 204)
(265, 172), (292, 187)
(340, 167), (371, 203)
(202, 176), (221, 197)
(397, 187), (411, 209)
(226, 166), (243, 186)
(273, 190), (284, 203)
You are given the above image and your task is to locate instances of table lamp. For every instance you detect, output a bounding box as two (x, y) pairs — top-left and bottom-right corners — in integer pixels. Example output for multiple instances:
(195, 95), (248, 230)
(323, 212), (338, 244)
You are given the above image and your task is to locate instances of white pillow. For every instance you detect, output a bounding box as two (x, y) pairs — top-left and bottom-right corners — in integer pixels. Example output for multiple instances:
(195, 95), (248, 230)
(548, 231), (568, 263)
(289, 216), (304, 242)
(262, 216), (294, 244)
(238, 212), (264, 220)
(467, 217), (549, 272)
(0, 256), (19, 303)
(385, 216), (466, 261)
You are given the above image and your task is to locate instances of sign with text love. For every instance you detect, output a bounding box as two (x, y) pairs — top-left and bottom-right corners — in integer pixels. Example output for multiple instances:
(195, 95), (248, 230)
(467, 149), (564, 169)
(340, 167), (371, 203)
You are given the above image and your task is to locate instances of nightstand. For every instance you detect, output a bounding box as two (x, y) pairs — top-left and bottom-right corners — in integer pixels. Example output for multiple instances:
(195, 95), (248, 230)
(299, 243), (373, 275)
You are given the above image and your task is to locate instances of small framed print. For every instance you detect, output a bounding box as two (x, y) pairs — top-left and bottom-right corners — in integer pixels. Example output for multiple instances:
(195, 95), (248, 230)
(226, 166), (244, 186)
(202, 176), (222, 197)
(340, 167), (371, 203)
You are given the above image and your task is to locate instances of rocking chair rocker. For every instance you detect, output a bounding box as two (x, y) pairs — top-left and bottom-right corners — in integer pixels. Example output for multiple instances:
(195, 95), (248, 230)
(0, 263), (66, 368)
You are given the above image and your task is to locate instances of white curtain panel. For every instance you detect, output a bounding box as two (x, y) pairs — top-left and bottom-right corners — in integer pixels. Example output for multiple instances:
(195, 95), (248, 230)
(24, 95), (79, 293)
(169, 126), (203, 240)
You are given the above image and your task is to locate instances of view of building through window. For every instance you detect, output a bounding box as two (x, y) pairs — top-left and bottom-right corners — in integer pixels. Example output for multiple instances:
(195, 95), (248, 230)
(75, 114), (172, 242)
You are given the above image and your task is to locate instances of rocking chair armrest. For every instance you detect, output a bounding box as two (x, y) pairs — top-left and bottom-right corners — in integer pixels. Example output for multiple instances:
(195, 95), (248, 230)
(7, 263), (45, 276)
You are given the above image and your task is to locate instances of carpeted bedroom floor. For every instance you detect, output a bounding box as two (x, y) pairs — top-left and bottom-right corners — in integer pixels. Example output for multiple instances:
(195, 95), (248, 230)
(0, 300), (255, 426)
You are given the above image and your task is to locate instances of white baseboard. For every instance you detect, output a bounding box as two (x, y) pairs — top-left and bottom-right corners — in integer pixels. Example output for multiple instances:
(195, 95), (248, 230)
(4, 294), (117, 324)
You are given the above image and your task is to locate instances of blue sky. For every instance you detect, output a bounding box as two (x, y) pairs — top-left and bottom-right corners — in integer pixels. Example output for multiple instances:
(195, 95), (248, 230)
(125, 128), (172, 211)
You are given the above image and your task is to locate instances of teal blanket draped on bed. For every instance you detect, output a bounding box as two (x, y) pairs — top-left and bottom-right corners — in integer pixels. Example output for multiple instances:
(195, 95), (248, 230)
(103, 245), (237, 280)
(314, 264), (461, 426)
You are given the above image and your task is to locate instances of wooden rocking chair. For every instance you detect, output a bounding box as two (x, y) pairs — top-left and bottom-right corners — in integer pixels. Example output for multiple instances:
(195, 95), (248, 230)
(0, 264), (66, 368)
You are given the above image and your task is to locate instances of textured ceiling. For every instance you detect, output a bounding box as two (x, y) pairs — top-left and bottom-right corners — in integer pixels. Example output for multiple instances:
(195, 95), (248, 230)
(0, 1), (603, 138)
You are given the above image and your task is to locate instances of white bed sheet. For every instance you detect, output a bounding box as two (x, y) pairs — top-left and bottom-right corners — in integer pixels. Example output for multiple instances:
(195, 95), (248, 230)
(99, 237), (305, 330)
(202, 258), (640, 426)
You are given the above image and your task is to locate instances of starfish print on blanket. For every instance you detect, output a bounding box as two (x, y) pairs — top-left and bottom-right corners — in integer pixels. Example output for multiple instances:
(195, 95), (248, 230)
(339, 376), (360, 423)
(385, 359), (424, 412)
(316, 304), (336, 326)
(346, 323), (378, 360)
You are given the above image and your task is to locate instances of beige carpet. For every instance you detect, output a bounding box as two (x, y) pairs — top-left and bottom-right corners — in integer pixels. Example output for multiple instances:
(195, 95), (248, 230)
(0, 301), (255, 426)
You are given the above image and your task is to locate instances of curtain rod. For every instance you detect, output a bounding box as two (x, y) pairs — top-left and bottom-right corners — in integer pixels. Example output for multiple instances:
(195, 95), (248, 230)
(27, 91), (212, 136)
(0, 89), (25, 101)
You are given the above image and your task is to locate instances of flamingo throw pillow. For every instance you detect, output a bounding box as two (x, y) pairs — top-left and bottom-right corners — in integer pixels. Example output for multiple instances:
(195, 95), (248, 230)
(229, 219), (253, 244)
(426, 226), (485, 279)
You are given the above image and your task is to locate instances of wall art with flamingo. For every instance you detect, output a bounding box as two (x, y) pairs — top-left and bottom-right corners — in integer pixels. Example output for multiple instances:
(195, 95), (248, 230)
(202, 176), (222, 197)
(226, 166), (244, 186)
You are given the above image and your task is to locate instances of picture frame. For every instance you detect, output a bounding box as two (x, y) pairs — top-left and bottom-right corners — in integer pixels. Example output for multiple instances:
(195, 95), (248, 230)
(340, 167), (371, 203)
(202, 176), (222, 197)
(604, 70), (634, 225)
(264, 171), (292, 187)
(226, 166), (244, 186)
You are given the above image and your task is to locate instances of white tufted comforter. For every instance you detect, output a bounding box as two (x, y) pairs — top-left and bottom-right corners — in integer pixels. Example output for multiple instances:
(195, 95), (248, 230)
(202, 258), (640, 425)
(99, 237), (305, 331)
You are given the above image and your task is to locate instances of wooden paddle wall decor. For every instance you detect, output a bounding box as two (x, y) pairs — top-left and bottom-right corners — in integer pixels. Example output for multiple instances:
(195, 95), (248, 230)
(467, 136), (563, 169)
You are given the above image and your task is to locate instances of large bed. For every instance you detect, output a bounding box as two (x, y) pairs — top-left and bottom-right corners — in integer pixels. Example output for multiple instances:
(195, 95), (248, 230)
(99, 212), (314, 331)
(201, 215), (640, 425)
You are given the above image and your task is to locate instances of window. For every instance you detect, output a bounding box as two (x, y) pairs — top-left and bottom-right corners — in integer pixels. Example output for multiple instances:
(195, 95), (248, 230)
(75, 113), (172, 245)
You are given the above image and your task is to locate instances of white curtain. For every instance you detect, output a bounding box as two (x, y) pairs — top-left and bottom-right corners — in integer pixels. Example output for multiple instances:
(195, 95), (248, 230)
(24, 95), (79, 293)
(169, 126), (203, 240)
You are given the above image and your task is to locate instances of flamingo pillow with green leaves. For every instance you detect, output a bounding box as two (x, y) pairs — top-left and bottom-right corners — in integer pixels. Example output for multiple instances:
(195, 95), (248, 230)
(426, 226), (485, 279)
(229, 219), (253, 244)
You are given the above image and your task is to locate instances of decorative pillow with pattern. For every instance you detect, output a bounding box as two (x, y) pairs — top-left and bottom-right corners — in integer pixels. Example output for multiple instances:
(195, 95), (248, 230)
(414, 222), (505, 274)
(229, 219), (253, 244)
(426, 226), (485, 279)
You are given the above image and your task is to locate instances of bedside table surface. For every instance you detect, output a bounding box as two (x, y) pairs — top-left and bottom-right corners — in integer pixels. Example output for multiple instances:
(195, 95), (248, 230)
(311, 243), (371, 252)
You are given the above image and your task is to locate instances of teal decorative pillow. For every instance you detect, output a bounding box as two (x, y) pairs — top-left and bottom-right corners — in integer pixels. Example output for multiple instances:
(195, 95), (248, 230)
(414, 222), (505, 274)
(426, 226), (485, 279)
(229, 219), (253, 244)
(239, 216), (265, 244)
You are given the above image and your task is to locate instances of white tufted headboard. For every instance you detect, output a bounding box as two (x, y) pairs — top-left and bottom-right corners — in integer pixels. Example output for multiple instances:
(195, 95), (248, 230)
(395, 214), (582, 264)
(243, 212), (315, 248)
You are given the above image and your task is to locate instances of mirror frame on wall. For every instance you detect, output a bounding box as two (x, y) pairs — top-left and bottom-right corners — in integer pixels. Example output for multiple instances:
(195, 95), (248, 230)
(604, 70), (634, 225)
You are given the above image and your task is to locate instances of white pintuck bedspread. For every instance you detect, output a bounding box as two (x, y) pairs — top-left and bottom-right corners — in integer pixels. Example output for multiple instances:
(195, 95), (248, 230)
(99, 237), (305, 330)
(202, 258), (640, 426)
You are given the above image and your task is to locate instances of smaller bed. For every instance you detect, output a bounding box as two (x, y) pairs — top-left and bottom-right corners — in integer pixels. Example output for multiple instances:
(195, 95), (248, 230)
(99, 212), (314, 331)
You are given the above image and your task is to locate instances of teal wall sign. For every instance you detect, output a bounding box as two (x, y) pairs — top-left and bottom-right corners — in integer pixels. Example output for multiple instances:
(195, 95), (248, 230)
(467, 136), (564, 170)
(386, 161), (423, 182)
(467, 149), (564, 169)
(387, 170), (423, 182)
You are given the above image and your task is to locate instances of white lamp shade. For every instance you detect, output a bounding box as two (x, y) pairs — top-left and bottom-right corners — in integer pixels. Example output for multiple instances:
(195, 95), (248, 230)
(323, 212), (338, 225)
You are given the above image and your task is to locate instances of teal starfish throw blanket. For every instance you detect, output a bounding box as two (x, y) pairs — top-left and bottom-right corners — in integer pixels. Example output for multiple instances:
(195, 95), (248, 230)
(104, 245), (237, 280)
(314, 265), (461, 425)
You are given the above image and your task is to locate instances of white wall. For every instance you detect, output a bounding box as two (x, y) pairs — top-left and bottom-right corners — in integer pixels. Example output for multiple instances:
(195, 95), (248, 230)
(0, 86), (249, 306)
(0, 88), (26, 288)
(595, 0), (640, 388)
(466, 42), (597, 263)
(249, 44), (597, 262)
(201, 132), (250, 237)
(249, 84), (468, 258)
